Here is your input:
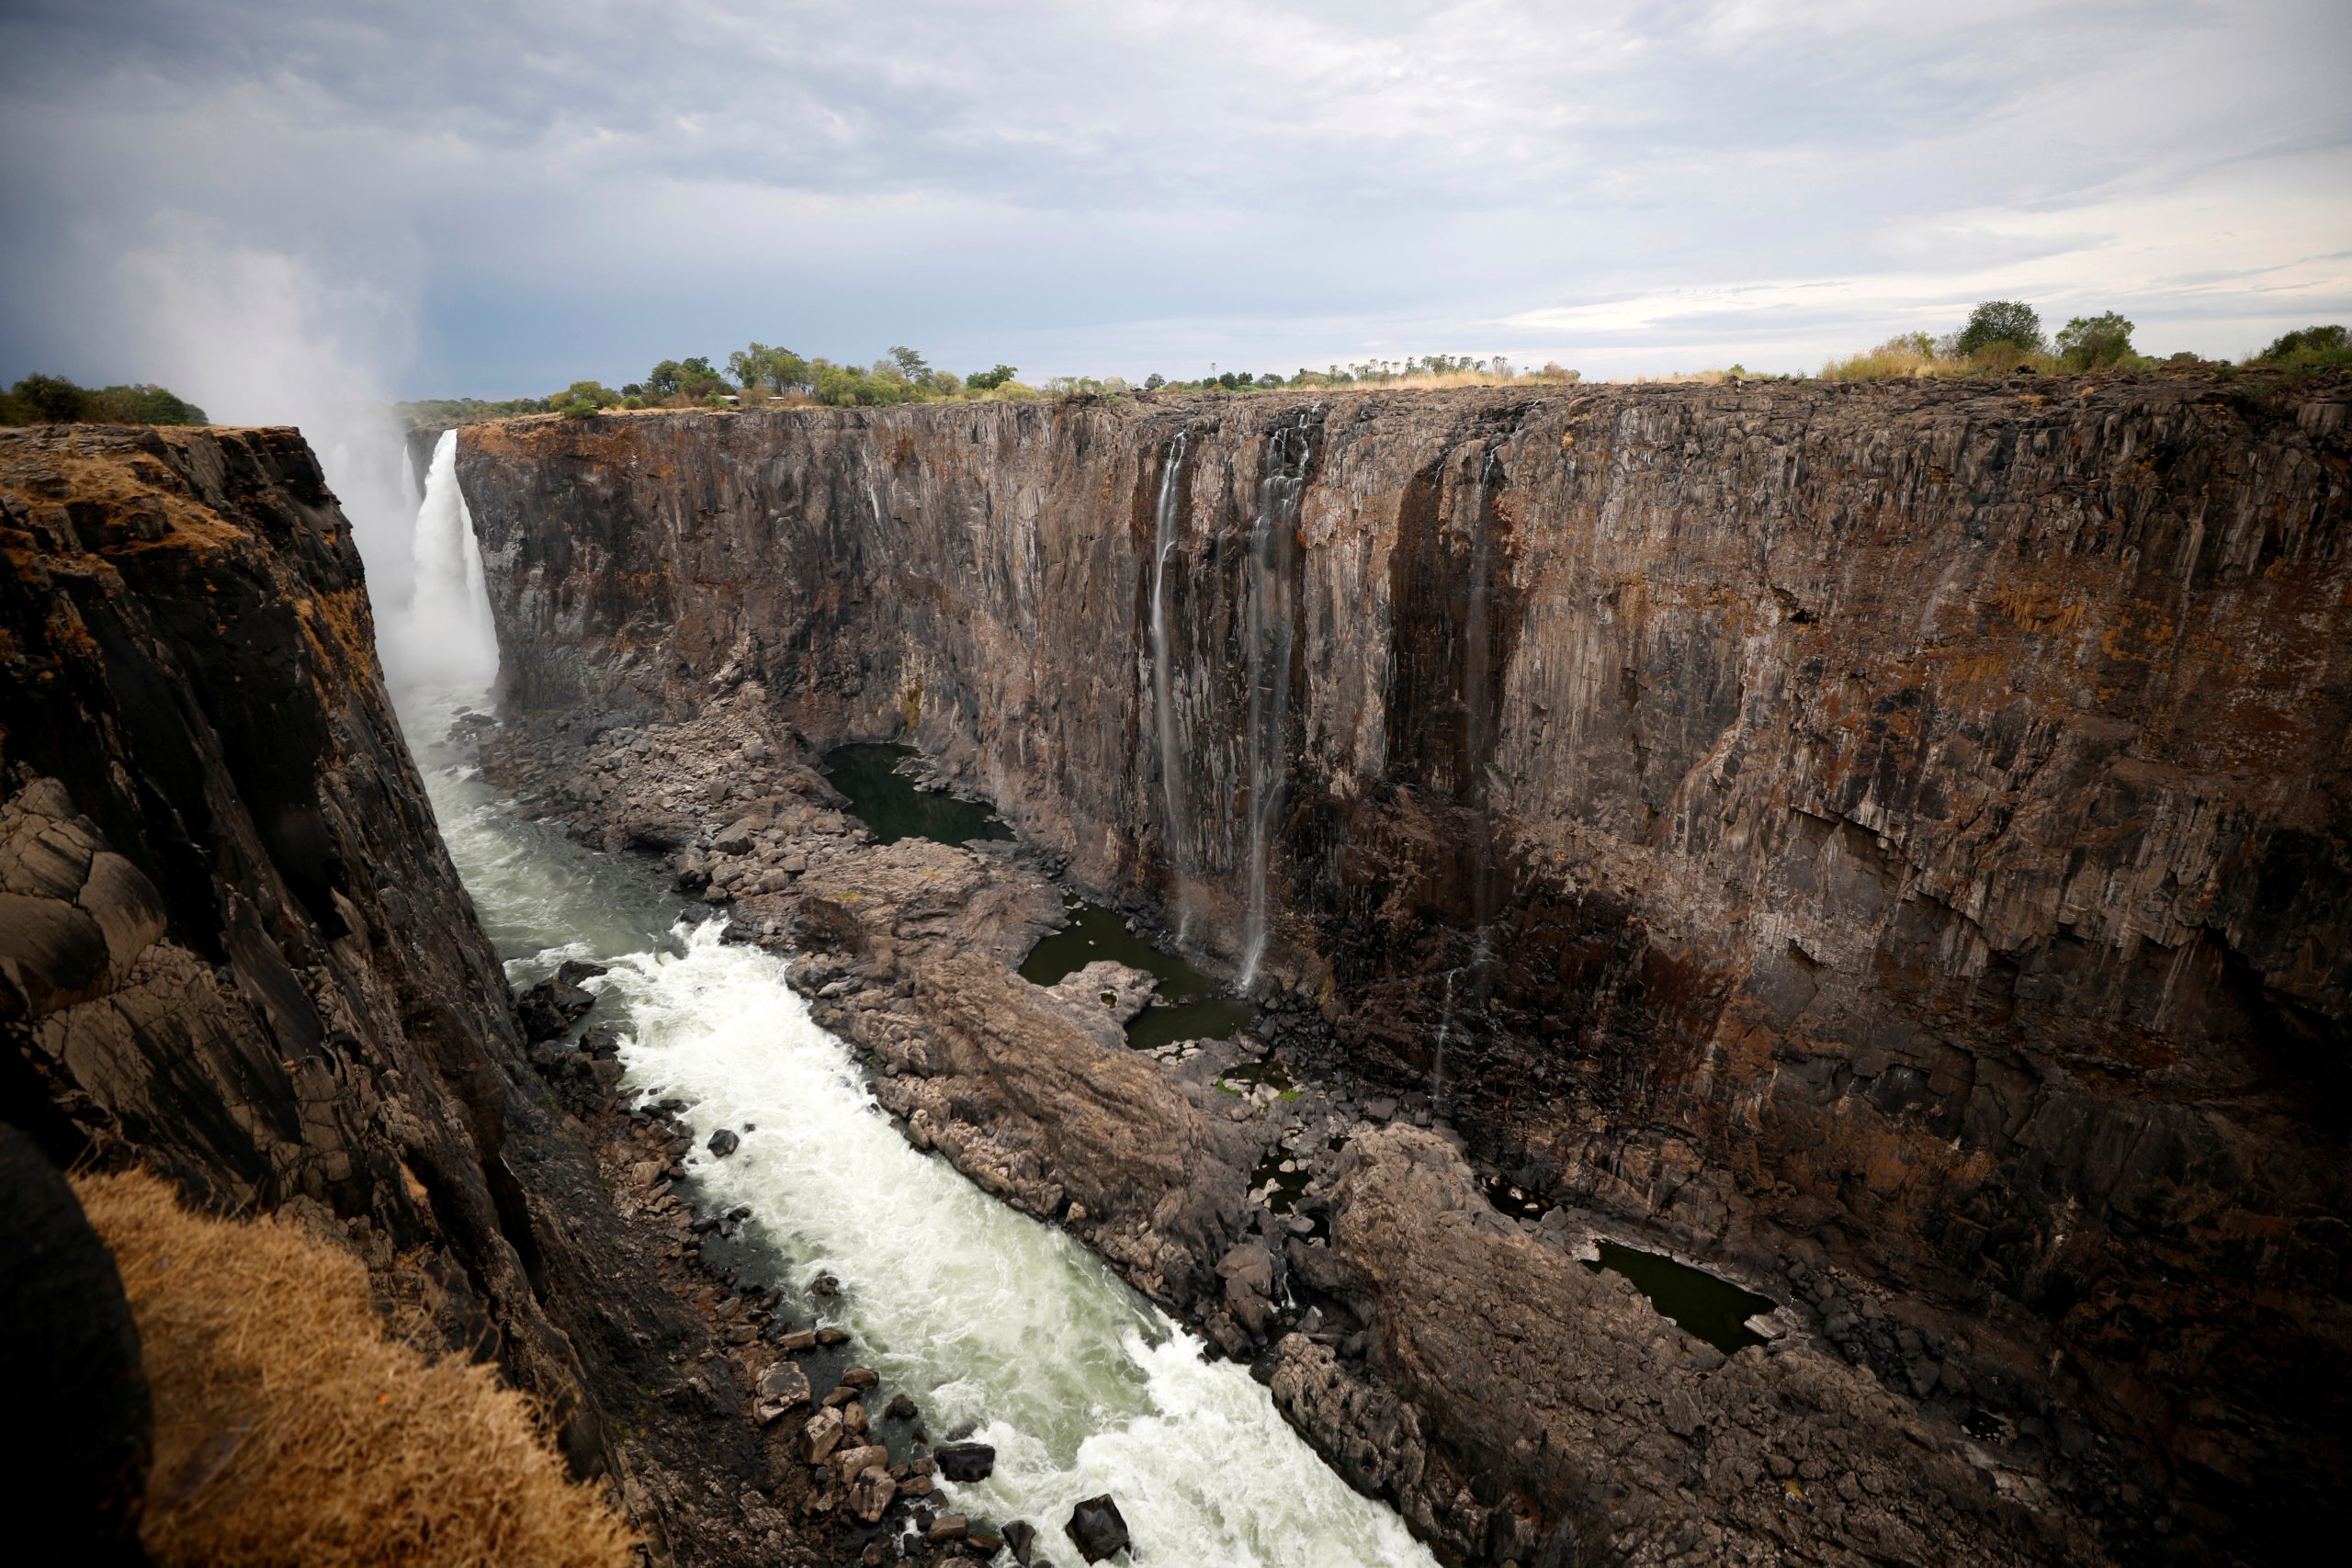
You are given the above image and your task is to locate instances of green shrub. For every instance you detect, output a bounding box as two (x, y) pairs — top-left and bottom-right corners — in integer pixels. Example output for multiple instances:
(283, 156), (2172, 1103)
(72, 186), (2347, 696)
(2252, 324), (2351, 370)
(966, 364), (1019, 392)
(2055, 312), (2134, 370)
(0, 374), (209, 426)
(1954, 300), (2045, 357)
(2257, 324), (2346, 360)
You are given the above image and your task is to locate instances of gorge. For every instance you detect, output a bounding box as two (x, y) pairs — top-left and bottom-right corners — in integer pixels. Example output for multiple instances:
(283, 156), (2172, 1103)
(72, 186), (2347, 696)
(6, 371), (2346, 1567)
(451, 375), (2349, 1564)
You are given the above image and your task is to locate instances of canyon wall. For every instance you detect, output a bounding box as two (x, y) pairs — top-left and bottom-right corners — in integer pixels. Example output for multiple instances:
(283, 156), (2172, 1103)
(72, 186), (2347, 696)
(0, 425), (775, 1562)
(459, 377), (2350, 1545)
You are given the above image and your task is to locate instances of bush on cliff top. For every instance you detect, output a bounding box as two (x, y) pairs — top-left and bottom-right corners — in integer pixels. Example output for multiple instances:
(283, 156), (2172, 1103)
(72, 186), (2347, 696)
(75, 1169), (633, 1568)
(2253, 323), (2351, 369)
(0, 373), (209, 426)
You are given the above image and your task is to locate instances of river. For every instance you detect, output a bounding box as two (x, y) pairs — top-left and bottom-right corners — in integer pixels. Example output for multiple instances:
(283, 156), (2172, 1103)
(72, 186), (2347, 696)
(399, 686), (1437, 1568)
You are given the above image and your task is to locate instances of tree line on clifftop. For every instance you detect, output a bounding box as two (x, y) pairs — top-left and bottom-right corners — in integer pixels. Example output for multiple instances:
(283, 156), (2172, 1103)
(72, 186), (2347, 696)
(0, 374), (207, 427)
(392, 312), (2348, 425)
(1819, 306), (2352, 381)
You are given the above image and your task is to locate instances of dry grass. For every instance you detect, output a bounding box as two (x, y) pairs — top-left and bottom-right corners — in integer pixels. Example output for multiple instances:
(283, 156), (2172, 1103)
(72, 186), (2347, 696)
(1821, 334), (2063, 380)
(74, 1170), (634, 1568)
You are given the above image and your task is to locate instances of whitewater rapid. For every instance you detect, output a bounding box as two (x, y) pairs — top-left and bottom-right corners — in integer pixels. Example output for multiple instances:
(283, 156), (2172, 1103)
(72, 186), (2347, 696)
(400, 689), (1435, 1567)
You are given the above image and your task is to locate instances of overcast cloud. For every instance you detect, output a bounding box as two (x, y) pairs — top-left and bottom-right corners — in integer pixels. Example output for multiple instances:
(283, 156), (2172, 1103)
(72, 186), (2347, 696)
(2, 0), (2347, 408)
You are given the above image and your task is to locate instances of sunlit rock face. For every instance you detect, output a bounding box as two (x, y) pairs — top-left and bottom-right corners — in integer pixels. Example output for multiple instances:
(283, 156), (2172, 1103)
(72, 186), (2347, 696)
(460, 377), (2352, 1545)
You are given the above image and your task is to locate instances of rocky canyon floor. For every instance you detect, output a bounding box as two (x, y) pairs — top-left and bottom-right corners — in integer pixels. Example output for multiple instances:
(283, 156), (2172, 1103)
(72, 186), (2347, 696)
(471, 682), (2127, 1567)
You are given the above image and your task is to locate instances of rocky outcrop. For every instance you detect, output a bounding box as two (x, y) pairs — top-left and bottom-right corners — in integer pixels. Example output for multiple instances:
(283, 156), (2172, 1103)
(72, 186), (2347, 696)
(1273, 1125), (2096, 1565)
(458, 377), (2352, 1560)
(0, 425), (807, 1565)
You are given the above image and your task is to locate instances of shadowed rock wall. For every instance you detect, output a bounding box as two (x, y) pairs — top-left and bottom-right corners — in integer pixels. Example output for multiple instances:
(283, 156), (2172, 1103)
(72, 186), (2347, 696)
(0, 424), (771, 1563)
(458, 377), (2351, 1543)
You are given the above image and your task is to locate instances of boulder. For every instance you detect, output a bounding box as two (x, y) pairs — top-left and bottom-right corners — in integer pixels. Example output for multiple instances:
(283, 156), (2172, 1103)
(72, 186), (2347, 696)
(516, 972), (597, 1040)
(712, 817), (763, 854)
(845, 1464), (896, 1523)
(831, 1442), (888, 1480)
(885, 1393), (919, 1421)
(928, 1512), (969, 1543)
(707, 1128), (740, 1157)
(798, 1405), (844, 1463)
(934, 1440), (996, 1482)
(1002, 1518), (1037, 1564)
(754, 1360), (809, 1422)
(1065, 1494), (1130, 1562)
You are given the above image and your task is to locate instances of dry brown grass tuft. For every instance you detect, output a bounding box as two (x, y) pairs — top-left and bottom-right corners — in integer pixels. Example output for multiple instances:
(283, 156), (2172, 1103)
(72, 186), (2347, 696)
(75, 1170), (634, 1568)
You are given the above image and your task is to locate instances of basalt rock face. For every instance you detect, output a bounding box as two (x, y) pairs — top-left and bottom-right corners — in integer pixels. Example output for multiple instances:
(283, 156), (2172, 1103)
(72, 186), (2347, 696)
(0, 425), (776, 1564)
(460, 378), (2352, 1551)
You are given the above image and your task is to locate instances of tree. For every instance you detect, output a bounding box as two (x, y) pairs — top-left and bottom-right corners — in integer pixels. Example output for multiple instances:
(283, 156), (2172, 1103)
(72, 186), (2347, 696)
(763, 346), (811, 395)
(888, 346), (931, 383)
(551, 380), (619, 418)
(1, 374), (209, 427)
(2054, 312), (2135, 370)
(675, 356), (729, 398)
(1143, 373), (1166, 390)
(729, 344), (772, 394)
(2256, 324), (2348, 363)
(1953, 300), (2045, 358)
(644, 360), (684, 398)
(966, 364), (1018, 392)
(11, 373), (89, 422)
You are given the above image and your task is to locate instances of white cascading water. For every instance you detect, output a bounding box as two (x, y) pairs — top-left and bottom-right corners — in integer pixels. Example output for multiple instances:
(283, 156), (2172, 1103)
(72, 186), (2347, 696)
(1149, 431), (1192, 939)
(378, 450), (1435, 1568)
(382, 430), (500, 691)
(1238, 413), (1312, 989)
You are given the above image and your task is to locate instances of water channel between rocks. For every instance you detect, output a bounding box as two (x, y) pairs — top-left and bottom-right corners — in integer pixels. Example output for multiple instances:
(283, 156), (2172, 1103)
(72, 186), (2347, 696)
(822, 744), (1252, 1049)
(412, 701), (1435, 1567)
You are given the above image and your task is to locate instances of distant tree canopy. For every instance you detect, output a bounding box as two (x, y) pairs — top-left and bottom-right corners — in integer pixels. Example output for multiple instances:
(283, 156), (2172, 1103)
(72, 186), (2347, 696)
(2255, 324), (2349, 367)
(2054, 311), (2135, 370)
(553, 380), (621, 418)
(1952, 300), (2046, 357)
(965, 365), (1019, 392)
(0, 374), (209, 427)
(645, 356), (729, 400)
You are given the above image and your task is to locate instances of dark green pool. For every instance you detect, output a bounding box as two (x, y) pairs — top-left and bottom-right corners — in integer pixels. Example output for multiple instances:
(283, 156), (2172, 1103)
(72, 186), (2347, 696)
(1585, 1241), (1774, 1355)
(820, 744), (1014, 848)
(820, 744), (1250, 1050)
(1019, 897), (1252, 1049)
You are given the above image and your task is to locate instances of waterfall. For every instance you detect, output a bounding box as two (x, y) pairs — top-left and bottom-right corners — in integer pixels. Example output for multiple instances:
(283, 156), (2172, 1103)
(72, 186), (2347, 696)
(1149, 432), (1191, 938)
(1456, 449), (1505, 1092)
(1431, 968), (1457, 1114)
(382, 429), (500, 694)
(1238, 412), (1314, 990)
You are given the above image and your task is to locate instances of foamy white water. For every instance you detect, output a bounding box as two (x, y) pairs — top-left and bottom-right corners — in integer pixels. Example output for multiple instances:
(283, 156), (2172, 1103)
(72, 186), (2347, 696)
(398, 688), (1434, 1568)
(381, 431), (500, 690)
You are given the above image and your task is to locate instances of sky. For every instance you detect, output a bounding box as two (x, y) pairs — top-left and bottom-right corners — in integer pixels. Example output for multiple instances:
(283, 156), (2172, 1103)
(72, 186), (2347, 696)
(2, 0), (2348, 412)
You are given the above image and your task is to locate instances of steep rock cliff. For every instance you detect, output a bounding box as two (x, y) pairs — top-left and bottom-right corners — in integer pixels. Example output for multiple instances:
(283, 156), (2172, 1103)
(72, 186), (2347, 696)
(458, 377), (2351, 1548)
(0, 425), (781, 1563)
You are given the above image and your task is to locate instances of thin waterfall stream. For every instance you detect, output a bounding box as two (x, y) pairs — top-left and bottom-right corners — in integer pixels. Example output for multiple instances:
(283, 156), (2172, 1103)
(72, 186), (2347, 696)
(1149, 431), (1192, 941)
(1238, 412), (1314, 989)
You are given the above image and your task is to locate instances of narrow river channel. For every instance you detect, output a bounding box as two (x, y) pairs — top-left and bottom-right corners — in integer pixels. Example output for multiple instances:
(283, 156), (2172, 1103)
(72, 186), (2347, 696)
(400, 688), (1438, 1568)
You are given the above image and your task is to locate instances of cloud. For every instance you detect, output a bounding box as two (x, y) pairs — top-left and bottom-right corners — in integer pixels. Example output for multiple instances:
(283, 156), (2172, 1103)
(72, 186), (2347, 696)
(2, 0), (2347, 392)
